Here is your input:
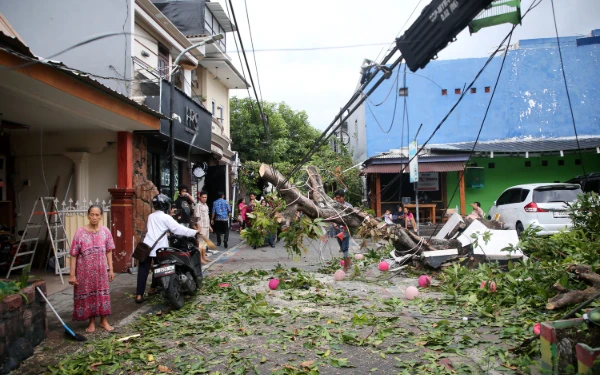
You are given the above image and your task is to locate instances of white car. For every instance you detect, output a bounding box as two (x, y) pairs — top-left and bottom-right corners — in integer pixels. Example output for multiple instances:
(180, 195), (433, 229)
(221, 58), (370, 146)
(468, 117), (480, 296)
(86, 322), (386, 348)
(487, 183), (583, 236)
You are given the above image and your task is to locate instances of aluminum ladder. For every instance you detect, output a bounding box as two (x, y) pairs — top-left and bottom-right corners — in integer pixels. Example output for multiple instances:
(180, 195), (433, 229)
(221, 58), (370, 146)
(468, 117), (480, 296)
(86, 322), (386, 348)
(6, 197), (70, 284)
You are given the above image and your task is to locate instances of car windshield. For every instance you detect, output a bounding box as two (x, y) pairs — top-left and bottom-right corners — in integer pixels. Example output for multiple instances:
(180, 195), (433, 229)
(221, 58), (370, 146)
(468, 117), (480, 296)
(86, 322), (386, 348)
(533, 185), (582, 203)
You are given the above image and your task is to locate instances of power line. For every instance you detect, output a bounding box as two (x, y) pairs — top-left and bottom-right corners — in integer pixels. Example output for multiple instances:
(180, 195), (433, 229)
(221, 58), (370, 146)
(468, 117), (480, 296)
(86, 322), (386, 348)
(366, 64), (401, 133)
(228, 41), (393, 53)
(550, 0), (586, 177)
(243, 0), (264, 103)
(427, 30), (515, 241)
(374, 0), (424, 64)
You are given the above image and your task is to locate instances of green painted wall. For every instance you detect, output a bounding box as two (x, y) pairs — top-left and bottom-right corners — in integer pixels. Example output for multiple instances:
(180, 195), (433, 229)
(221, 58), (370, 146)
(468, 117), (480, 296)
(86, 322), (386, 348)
(446, 153), (600, 214)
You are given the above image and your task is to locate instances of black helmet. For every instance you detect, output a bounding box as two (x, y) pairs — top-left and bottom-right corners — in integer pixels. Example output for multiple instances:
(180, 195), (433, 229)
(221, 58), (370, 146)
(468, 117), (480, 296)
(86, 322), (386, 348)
(152, 194), (172, 213)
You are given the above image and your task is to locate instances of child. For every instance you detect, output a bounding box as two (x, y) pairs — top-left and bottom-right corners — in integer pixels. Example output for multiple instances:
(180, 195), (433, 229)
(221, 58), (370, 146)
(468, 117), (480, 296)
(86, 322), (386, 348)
(403, 207), (417, 232)
(384, 209), (395, 225)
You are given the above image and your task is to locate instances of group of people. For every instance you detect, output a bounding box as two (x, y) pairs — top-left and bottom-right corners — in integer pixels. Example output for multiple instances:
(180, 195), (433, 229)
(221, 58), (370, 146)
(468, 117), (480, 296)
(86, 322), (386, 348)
(67, 185), (233, 332)
(236, 193), (282, 249)
(383, 203), (418, 231)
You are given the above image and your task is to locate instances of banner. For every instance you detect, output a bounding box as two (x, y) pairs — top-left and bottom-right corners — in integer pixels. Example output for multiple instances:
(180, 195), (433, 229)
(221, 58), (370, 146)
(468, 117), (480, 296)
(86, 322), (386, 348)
(418, 172), (439, 191)
(409, 140), (418, 183)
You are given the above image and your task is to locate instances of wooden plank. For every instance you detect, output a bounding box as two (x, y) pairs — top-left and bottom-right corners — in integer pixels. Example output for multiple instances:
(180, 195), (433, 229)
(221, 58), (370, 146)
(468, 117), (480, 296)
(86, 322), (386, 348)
(458, 170), (466, 215)
(375, 174), (381, 217)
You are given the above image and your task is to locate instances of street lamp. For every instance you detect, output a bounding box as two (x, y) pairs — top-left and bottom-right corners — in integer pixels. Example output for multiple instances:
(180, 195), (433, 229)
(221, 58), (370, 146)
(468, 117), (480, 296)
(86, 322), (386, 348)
(169, 34), (223, 198)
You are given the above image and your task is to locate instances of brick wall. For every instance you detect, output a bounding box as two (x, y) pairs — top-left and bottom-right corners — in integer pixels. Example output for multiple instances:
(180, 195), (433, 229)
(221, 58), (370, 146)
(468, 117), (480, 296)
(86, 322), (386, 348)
(132, 134), (159, 247)
(0, 280), (47, 373)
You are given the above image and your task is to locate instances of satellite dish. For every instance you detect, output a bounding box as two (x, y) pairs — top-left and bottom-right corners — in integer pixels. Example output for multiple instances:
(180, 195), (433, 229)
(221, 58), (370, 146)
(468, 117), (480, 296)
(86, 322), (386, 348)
(192, 162), (207, 179)
(339, 131), (350, 145)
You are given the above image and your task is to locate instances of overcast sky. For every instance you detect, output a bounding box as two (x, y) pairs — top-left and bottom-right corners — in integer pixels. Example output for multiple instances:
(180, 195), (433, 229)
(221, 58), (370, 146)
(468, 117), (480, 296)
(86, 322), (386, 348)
(222, 0), (600, 130)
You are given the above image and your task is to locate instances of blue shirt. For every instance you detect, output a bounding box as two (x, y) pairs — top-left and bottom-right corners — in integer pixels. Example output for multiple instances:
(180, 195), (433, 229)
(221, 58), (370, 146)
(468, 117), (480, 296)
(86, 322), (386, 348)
(212, 198), (231, 221)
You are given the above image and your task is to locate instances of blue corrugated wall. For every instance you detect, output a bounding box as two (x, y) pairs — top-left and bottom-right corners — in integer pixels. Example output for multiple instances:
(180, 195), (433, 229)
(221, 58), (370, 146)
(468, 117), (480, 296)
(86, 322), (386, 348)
(365, 32), (600, 157)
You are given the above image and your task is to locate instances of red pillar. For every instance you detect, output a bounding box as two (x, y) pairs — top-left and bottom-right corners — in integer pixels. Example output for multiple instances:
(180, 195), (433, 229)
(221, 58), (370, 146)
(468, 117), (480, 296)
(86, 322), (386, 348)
(109, 132), (134, 273)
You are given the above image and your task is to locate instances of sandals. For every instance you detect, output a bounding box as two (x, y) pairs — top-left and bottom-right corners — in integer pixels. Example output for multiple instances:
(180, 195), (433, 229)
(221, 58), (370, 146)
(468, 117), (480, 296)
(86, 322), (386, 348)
(135, 297), (145, 304)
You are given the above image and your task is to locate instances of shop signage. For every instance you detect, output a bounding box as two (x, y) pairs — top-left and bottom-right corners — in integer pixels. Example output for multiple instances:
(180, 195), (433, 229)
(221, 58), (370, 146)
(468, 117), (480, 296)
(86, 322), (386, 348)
(144, 80), (212, 153)
(409, 140), (419, 183)
(417, 172), (439, 191)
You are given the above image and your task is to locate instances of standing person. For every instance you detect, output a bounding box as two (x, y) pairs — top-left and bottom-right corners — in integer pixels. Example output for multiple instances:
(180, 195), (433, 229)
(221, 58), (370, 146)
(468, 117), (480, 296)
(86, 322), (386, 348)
(333, 190), (353, 273)
(466, 201), (485, 220)
(245, 193), (257, 228)
(174, 185), (195, 227)
(211, 192), (231, 248)
(69, 205), (116, 332)
(135, 194), (197, 303)
(194, 191), (213, 264)
(259, 199), (275, 249)
(237, 198), (247, 230)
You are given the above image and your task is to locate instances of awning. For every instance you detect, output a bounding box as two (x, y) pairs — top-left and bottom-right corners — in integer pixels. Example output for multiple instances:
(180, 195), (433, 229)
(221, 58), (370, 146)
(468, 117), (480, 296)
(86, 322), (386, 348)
(363, 162), (465, 174)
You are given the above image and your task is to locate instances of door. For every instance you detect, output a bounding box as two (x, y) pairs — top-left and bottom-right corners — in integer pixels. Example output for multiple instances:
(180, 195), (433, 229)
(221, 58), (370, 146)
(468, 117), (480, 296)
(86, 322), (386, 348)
(495, 188), (522, 229)
(204, 165), (227, 213)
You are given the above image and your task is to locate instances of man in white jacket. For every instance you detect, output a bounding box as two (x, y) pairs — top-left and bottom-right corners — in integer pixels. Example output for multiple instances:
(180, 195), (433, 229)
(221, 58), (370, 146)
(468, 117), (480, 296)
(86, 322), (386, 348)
(136, 194), (197, 303)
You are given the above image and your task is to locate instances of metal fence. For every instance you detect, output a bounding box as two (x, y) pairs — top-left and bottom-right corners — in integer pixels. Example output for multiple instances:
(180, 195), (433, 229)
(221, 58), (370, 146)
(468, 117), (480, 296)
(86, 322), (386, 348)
(59, 199), (112, 243)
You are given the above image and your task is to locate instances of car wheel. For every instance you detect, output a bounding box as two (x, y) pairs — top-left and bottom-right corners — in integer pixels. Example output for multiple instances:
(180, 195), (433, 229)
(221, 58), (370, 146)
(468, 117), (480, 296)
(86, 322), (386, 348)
(516, 222), (525, 237)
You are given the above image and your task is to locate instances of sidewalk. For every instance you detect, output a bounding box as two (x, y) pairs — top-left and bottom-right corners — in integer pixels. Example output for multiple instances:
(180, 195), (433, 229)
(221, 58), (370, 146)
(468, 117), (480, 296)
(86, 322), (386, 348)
(13, 229), (246, 374)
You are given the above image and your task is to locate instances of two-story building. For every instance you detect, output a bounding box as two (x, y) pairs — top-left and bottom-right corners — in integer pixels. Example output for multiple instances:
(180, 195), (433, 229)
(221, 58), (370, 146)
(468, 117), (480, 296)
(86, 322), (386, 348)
(152, 0), (250, 207)
(0, 0), (221, 272)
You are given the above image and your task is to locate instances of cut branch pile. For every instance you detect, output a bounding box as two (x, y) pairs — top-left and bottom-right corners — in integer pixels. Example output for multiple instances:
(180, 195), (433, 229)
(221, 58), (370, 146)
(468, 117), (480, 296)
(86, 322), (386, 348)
(547, 265), (600, 310)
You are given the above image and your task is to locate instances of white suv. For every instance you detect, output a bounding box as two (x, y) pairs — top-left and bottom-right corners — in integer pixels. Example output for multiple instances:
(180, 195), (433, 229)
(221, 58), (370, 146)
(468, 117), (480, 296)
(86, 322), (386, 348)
(487, 183), (583, 236)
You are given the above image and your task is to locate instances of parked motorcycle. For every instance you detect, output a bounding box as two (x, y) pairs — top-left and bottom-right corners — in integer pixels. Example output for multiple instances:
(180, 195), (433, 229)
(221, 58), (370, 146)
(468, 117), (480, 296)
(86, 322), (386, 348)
(152, 234), (203, 309)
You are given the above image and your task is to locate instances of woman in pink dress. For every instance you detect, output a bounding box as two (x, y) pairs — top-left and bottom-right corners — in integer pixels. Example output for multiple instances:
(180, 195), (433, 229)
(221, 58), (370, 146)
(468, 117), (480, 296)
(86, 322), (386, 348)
(68, 205), (115, 332)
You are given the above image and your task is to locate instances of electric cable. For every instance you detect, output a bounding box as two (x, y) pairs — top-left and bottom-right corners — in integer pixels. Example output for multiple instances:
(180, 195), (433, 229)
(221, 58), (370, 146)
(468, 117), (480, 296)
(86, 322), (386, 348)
(243, 0), (264, 103)
(365, 64), (401, 133)
(373, 0), (424, 64)
(278, 47), (400, 188)
(550, 0), (587, 178)
(366, 64), (401, 107)
(427, 30), (515, 242)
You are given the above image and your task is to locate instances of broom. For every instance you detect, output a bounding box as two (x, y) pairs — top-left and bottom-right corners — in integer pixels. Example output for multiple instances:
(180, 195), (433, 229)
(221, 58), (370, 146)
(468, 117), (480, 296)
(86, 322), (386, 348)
(36, 287), (87, 342)
(199, 234), (217, 250)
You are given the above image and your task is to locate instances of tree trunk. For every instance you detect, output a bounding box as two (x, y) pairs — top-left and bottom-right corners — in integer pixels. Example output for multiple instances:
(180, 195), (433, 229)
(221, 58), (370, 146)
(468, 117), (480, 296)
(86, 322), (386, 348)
(259, 163), (443, 252)
(546, 265), (600, 310)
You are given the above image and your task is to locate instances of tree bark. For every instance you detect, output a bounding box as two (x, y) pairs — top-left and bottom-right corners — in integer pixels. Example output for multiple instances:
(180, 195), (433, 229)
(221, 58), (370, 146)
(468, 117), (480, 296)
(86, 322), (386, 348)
(546, 265), (600, 310)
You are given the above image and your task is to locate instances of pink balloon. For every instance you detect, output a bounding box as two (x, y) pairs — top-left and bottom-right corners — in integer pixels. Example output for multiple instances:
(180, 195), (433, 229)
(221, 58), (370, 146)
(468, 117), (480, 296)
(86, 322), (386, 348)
(354, 253), (364, 260)
(405, 286), (419, 300)
(533, 323), (541, 336)
(334, 270), (346, 281)
(379, 261), (389, 271)
(268, 279), (280, 290)
(218, 283), (230, 288)
(340, 260), (345, 266)
(480, 281), (497, 292)
(418, 275), (432, 288)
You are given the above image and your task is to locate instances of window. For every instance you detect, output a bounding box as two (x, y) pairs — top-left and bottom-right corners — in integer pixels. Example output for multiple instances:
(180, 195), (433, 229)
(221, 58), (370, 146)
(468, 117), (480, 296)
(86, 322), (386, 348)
(520, 189), (530, 202)
(558, 159), (565, 166)
(488, 163), (495, 169)
(211, 100), (216, 115)
(533, 185), (582, 203)
(470, 88), (476, 94)
(485, 86), (491, 93)
(497, 189), (521, 206)
(575, 159), (582, 165)
(455, 88), (461, 94)
(441, 89), (447, 95)
(218, 106), (223, 121)
(542, 160), (548, 167)
(525, 161), (531, 167)
(158, 44), (169, 78)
